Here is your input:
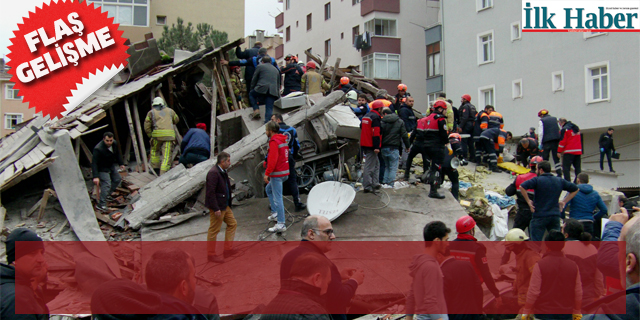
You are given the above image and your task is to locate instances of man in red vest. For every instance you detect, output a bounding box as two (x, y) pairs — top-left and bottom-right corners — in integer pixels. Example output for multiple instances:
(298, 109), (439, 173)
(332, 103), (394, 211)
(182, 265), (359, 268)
(360, 101), (383, 193)
(558, 118), (583, 182)
(505, 156), (543, 233)
(264, 121), (290, 233)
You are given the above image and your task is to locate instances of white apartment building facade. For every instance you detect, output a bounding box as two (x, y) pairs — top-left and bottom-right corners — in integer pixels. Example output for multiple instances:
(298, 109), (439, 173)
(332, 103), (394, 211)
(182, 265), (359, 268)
(275, 0), (438, 108)
(440, 0), (639, 188)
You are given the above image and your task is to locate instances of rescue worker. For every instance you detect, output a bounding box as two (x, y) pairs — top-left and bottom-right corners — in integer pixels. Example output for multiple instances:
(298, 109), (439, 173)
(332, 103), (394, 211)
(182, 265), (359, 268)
(144, 97), (179, 175)
(426, 93), (455, 132)
(264, 121), (290, 233)
(229, 66), (249, 108)
(496, 129), (508, 159)
(558, 118), (583, 182)
(458, 94), (477, 161)
(301, 61), (330, 95)
(505, 156), (543, 233)
(281, 54), (304, 96)
(398, 96), (418, 170)
(517, 137), (539, 167)
(405, 100), (449, 199)
(234, 41), (261, 88)
(479, 105), (504, 172)
(503, 228), (541, 312)
(442, 133), (464, 200)
(271, 114), (306, 212)
(393, 84), (410, 112)
(360, 101), (383, 193)
(449, 216), (503, 308)
(598, 128), (616, 172)
(472, 107), (489, 163)
(537, 109), (562, 177)
(337, 76), (355, 93)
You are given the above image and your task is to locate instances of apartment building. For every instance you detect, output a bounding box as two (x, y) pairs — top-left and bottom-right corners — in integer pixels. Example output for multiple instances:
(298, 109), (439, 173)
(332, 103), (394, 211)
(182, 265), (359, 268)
(0, 59), (36, 138)
(275, 0), (438, 107)
(440, 0), (639, 188)
(85, 0), (245, 43)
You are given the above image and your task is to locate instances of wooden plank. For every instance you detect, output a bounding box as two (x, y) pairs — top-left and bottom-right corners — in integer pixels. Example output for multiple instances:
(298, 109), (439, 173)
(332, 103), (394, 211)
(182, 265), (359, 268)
(77, 137), (93, 164)
(210, 59), (218, 157)
(3, 164), (14, 182)
(74, 138), (81, 161)
(79, 124), (109, 136)
(31, 148), (46, 164)
(1, 157), (57, 192)
(328, 58), (341, 90)
(13, 160), (24, 174)
(124, 99), (142, 172)
(37, 143), (54, 156)
(123, 135), (132, 164)
(22, 152), (38, 170)
(131, 98), (149, 172)
(0, 207), (6, 234)
(109, 108), (124, 160)
(37, 189), (51, 221)
(217, 52), (239, 111)
(212, 62), (230, 114)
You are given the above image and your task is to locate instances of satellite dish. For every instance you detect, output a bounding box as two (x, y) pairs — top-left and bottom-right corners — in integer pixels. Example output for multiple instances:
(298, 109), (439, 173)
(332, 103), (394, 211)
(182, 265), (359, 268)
(307, 181), (356, 221)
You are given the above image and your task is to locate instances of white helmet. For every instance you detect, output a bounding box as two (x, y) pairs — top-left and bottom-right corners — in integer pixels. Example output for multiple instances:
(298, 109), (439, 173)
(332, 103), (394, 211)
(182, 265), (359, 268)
(346, 90), (358, 101)
(505, 228), (529, 241)
(152, 97), (165, 107)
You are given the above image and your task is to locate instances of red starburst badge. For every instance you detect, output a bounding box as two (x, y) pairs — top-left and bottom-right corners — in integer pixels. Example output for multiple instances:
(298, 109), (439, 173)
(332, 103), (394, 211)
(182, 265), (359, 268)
(7, 0), (129, 119)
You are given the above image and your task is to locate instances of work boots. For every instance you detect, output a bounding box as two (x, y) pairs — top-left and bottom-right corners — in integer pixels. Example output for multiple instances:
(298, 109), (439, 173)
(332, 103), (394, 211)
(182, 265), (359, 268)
(428, 184), (445, 199)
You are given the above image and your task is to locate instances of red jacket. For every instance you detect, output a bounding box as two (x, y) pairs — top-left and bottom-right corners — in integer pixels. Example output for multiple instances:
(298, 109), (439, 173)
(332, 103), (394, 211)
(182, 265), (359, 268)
(265, 133), (290, 178)
(558, 124), (583, 155)
(360, 109), (382, 149)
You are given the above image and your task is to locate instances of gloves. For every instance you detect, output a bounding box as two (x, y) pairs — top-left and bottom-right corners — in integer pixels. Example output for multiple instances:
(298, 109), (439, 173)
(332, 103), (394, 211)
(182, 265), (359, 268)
(520, 314), (533, 320)
(600, 148), (605, 152)
(573, 315), (582, 320)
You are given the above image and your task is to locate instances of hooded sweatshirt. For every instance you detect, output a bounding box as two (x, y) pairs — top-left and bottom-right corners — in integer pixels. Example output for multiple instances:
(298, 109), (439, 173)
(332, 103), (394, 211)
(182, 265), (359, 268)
(381, 113), (410, 150)
(265, 133), (290, 178)
(1, 263), (49, 320)
(405, 253), (447, 316)
(566, 184), (608, 221)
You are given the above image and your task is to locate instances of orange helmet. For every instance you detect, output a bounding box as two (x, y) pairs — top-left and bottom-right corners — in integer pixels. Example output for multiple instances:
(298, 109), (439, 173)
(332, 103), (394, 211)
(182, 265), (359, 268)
(397, 83), (407, 91)
(462, 94), (471, 102)
(449, 133), (462, 140)
(433, 100), (448, 110)
(340, 77), (350, 85)
(306, 61), (317, 69)
(456, 216), (476, 234)
(530, 156), (543, 167)
(538, 109), (549, 117)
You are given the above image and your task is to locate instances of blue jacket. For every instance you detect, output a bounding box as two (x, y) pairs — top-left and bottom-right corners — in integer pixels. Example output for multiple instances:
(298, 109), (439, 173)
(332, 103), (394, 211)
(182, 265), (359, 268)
(566, 184), (608, 221)
(398, 104), (417, 133)
(181, 128), (210, 157)
(597, 221), (623, 280)
(350, 102), (369, 120)
(520, 173), (578, 218)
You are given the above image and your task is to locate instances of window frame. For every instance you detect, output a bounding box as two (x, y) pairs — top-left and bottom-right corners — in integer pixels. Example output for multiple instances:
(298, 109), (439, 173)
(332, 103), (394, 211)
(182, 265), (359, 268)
(552, 71), (564, 92)
(512, 79), (523, 100)
(4, 84), (22, 100)
(585, 61), (611, 104)
(427, 42), (441, 79)
(4, 113), (24, 130)
(364, 18), (398, 38)
(477, 30), (495, 65)
(352, 25), (360, 44)
(478, 84), (496, 108)
(362, 53), (401, 80)
(156, 15), (166, 26)
(427, 93), (439, 107)
(583, 31), (607, 40)
(324, 2), (331, 21)
(325, 39), (332, 57)
(352, 0), (361, 5)
(477, 0), (494, 12)
(511, 21), (521, 41)
(286, 0), (291, 10)
(88, 0), (149, 27)
(307, 13), (312, 31)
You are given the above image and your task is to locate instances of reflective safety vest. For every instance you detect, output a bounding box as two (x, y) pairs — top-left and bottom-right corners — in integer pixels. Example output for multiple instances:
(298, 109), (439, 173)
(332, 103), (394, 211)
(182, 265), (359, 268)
(144, 107), (179, 141)
(495, 129), (507, 152)
(487, 111), (504, 129)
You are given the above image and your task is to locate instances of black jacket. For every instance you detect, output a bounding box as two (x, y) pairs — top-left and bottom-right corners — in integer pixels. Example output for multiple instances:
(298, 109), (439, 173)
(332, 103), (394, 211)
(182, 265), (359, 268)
(92, 140), (124, 178)
(459, 101), (477, 133)
(205, 165), (232, 212)
(540, 115), (561, 143)
(260, 280), (330, 320)
(443, 141), (463, 169)
(440, 257), (484, 317)
(281, 63), (304, 91)
(599, 133), (615, 151)
(1, 264), (49, 320)
(235, 45), (260, 83)
(381, 113), (410, 150)
(397, 104), (417, 133)
(472, 110), (486, 138)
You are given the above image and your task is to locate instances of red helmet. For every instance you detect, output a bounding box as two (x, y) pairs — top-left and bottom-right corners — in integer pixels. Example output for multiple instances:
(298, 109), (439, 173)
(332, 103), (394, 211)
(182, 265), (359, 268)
(530, 156), (543, 168)
(461, 94), (471, 102)
(448, 133), (461, 140)
(370, 100), (384, 110)
(456, 216), (476, 234)
(230, 66), (241, 71)
(397, 83), (407, 91)
(340, 77), (350, 85)
(538, 109), (549, 117)
(433, 100), (448, 110)
(306, 61), (317, 69)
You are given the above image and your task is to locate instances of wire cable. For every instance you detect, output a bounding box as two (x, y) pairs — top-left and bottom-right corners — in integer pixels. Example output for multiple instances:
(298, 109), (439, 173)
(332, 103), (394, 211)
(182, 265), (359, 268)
(357, 188), (391, 210)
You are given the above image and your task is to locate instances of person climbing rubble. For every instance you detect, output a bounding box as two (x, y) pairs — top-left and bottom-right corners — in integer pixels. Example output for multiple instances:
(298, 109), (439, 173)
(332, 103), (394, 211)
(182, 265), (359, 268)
(144, 97), (179, 175)
(92, 132), (125, 211)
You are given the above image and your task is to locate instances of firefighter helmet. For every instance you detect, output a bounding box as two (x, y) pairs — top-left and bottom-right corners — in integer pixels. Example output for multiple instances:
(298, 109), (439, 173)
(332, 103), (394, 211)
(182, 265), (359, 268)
(306, 61), (317, 69)
(397, 83), (407, 91)
(538, 109), (549, 117)
(462, 94), (472, 102)
(340, 77), (350, 85)
(456, 216), (476, 234)
(433, 100), (448, 110)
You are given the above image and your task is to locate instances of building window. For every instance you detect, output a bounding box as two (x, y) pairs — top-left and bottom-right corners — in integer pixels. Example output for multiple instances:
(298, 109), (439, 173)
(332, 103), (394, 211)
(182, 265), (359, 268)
(286, 26), (291, 42)
(512, 79), (523, 99)
(552, 71), (564, 92)
(341, 32), (344, 39)
(478, 85), (495, 108)
(584, 31), (607, 40)
(4, 113), (23, 130)
(353, 0), (361, 5)
(364, 19), (397, 37)
(511, 21), (521, 41)
(296, 21), (299, 28)
(4, 84), (21, 100)
(352, 25), (360, 44)
(156, 15), (166, 26)
(477, 30), (494, 65)
(307, 13), (312, 31)
(585, 61), (610, 103)
(88, 0), (148, 27)
(362, 53), (401, 80)
(477, 0), (493, 12)
(325, 39), (331, 57)
(427, 42), (441, 78)
(324, 3), (331, 20)
(427, 93), (439, 107)
(286, 0), (291, 10)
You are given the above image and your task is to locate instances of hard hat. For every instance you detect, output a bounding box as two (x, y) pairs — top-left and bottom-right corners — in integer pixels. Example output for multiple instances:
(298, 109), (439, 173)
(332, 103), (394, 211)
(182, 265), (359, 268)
(505, 228), (529, 241)
(530, 155), (543, 167)
(346, 90), (357, 101)
(340, 77), (350, 85)
(456, 216), (476, 234)
(462, 94), (471, 102)
(538, 109), (549, 117)
(152, 97), (165, 107)
(306, 61), (317, 69)
(370, 100), (384, 110)
(291, 55), (298, 63)
(433, 100), (448, 110)
(285, 54), (295, 61)
(397, 83), (407, 91)
(449, 133), (462, 140)
(230, 66), (241, 71)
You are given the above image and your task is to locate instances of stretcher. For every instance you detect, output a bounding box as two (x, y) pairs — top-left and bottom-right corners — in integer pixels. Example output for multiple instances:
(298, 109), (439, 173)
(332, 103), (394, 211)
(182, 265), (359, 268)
(498, 162), (531, 175)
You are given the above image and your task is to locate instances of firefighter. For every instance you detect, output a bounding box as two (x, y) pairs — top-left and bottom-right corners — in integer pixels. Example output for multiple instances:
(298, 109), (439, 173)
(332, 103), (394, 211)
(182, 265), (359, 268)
(538, 109), (563, 177)
(479, 105), (504, 172)
(281, 54), (304, 96)
(406, 100), (449, 199)
(459, 94), (477, 161)
(301, 61), (330, 95)
(360, 101), (383, 193)
(443, 133), (464, 200)
(503, 228), (541, 312)
(393, 83), (410, 112)
(337, 76), (355, 93)
(505, 156), (543, 233)
(517, 137), (540, 167)
(472, 107), (490, 163)
(229, 66), (249, 108)
(144, 97), (179, 175)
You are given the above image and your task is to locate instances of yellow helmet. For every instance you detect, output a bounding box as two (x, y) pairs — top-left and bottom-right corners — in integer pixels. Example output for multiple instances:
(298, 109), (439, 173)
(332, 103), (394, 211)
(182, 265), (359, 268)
(505, 228), (529, 241)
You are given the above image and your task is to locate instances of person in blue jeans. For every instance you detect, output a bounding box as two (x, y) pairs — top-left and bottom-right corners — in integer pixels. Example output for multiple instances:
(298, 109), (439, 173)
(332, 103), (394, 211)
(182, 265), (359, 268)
(519, 161), (579, 241)
(264, 121), (290, 233)
(380, 107), (410, 185)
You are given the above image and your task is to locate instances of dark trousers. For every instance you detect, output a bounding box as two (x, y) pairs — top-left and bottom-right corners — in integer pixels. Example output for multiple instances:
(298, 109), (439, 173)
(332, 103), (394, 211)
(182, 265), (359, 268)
(461, 129), (475, 160)
(179, 152), (209, 166)
(442, 167), (459, 200)
(284, 156), (301, 206)
(378, 152), (385, 183)
(529, 216), (561, 241)
(249, 90), (277, 123)
(474, 138), (484, 163)
(404, 145), (428, 180)
(600, 149), (613, 171)
(425, 145), (445, 188)
(542, 140), (562, 176)
(282, 87), (301, 96)
(517, 151), (533, 167)
(562, 154), (581, 182)
(481, 137), (498, 169)
(98, 165), (122, 207)
(513, 208), (533, 233)
(580, 220), (595, 237)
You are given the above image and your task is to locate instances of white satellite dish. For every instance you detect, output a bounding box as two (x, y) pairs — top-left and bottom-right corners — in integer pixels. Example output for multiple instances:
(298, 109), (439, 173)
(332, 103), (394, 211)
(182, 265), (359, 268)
(307, 181), (356, 221)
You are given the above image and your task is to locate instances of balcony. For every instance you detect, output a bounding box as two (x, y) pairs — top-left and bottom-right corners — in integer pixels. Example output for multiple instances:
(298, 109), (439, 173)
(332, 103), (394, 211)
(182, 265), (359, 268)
(275, 44), (284, 60)
(361, 0), (400, 16)
(360, 36), (401, 56)
(275, 12), (284, 29)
